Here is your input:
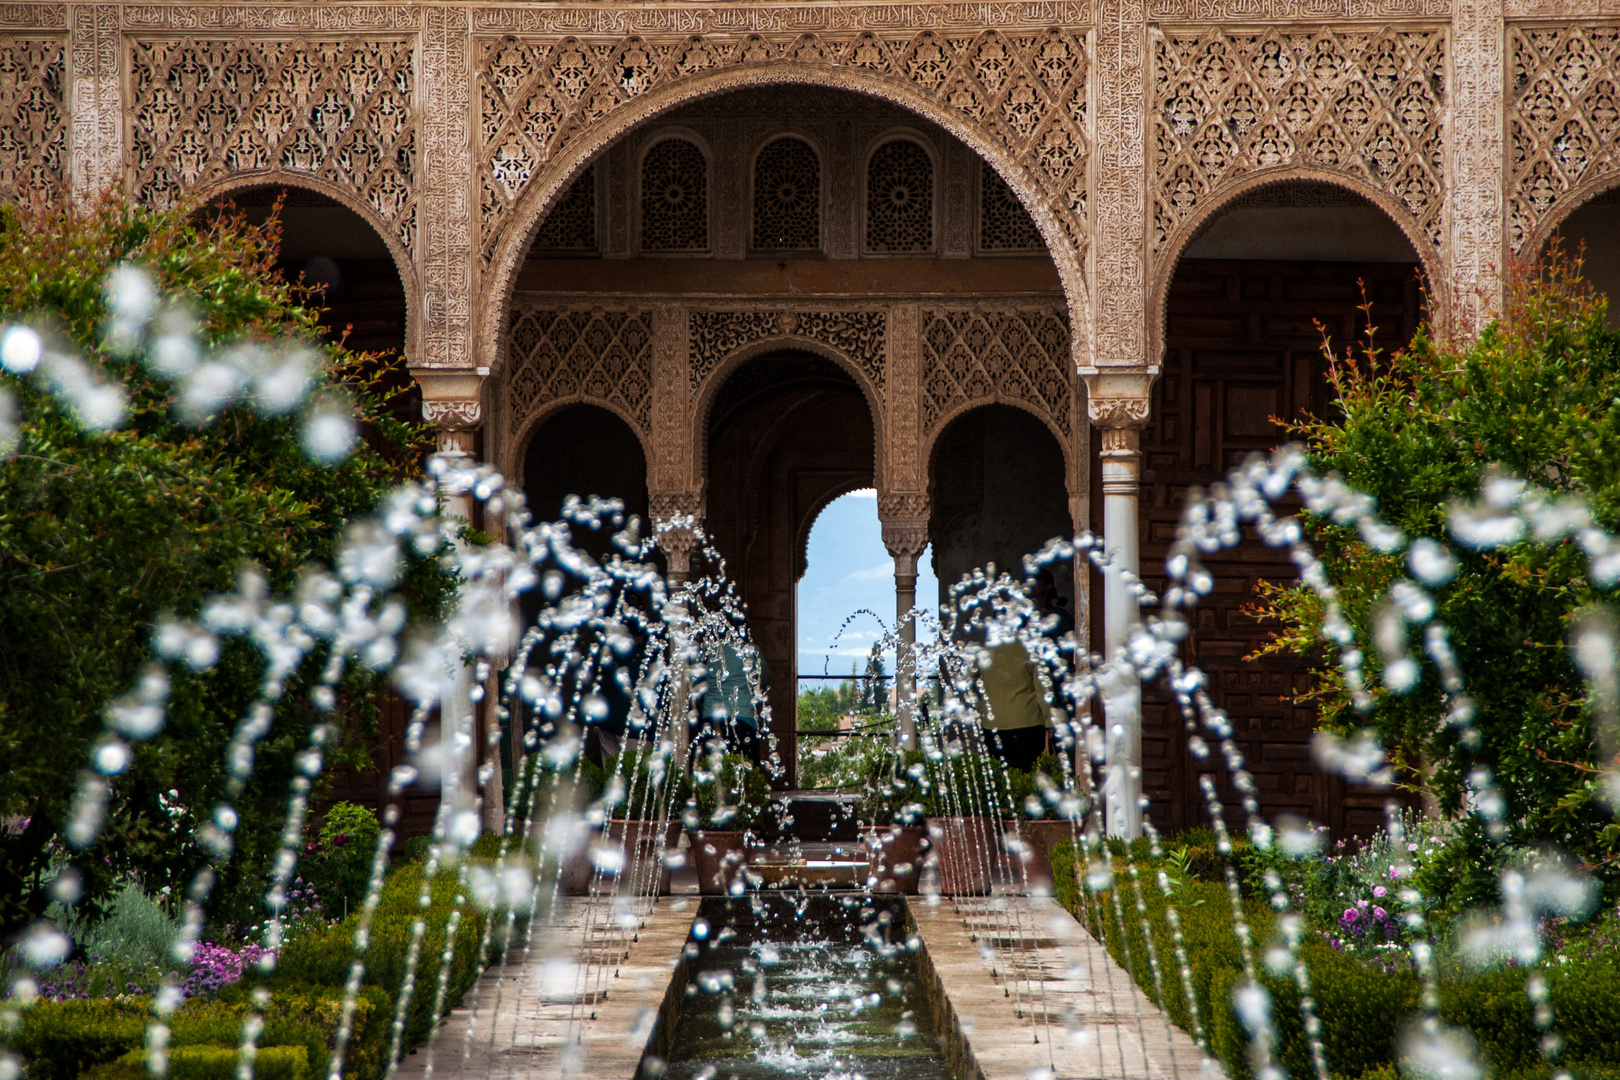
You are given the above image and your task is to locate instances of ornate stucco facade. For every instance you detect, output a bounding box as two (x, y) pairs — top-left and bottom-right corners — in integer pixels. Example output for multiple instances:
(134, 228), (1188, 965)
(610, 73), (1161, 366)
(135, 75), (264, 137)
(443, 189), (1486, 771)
(7, 0), (1616, 820)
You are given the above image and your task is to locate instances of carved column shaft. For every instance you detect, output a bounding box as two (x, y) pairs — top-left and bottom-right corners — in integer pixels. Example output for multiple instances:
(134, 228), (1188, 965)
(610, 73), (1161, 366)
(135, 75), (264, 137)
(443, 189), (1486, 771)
(880, 498), (929, 750)
(68, 4), (120, 205)
(422, 8), (473, 370)
(1450, 0), (1506, 333)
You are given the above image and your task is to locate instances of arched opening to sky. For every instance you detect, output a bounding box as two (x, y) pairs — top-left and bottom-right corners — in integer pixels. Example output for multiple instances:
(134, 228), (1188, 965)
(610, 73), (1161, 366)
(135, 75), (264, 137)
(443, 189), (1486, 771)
(797, 488), (938, 684)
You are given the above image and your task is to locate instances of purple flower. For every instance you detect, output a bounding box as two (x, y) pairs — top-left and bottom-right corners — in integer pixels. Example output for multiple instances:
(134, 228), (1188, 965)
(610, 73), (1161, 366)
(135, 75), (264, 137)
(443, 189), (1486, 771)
(1372, 906), (1388, 921)
(1341, 908), (1360, 924)
(1373, 886), (1387, 898)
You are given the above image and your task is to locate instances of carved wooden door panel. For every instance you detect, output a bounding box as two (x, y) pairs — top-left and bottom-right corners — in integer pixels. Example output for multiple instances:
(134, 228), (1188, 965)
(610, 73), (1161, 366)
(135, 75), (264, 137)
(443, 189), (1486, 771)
(1133, 257), (1421, 839)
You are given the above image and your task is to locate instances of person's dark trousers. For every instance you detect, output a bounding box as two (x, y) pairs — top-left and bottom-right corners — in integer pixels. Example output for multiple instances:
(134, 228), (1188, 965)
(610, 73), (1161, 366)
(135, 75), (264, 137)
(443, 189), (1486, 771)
(986, 726), (1046, 772)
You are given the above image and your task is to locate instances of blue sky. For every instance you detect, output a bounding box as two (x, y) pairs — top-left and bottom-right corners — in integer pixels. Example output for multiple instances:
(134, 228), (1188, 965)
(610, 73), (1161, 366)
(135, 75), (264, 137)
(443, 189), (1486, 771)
(797, 488), (937, 682)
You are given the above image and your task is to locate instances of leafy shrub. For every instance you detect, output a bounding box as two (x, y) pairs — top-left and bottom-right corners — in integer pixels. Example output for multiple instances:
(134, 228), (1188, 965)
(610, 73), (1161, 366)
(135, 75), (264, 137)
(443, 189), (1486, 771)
(1053, 838), (1620, 1080)
(303, 802), (382, 919)
(66, 881), (181, 970)
(689, 751), (769, 833)
(0, 196), (447, 939)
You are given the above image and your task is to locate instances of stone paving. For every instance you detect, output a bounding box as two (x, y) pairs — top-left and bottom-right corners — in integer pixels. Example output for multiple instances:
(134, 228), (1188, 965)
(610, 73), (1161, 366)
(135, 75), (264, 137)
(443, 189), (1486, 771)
(911, 894), (1225, 1080)
(390, 895), (695, 1080)
(392, 884), (1218, 1080)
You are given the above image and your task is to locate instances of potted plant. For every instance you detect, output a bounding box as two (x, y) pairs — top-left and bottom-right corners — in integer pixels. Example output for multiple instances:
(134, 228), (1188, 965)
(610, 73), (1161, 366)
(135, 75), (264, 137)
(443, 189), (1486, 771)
(856, 750), (933, 894)
(602, 746), (692, 896)
(1001, 753), (1082, 891)
(686, 751), (767, 895)
(922, 753), (998, 896)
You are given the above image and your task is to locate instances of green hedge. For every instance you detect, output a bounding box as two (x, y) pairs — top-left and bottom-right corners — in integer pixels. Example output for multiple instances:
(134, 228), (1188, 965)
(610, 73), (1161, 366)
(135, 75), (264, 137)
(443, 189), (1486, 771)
(1051, 840), (1620, 1080)
(17, 845), (521, 1080)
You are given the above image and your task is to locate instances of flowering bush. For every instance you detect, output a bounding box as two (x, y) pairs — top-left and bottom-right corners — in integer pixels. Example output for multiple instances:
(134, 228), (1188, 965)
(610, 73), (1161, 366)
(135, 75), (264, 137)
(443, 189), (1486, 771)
(179, 941), (267, 999)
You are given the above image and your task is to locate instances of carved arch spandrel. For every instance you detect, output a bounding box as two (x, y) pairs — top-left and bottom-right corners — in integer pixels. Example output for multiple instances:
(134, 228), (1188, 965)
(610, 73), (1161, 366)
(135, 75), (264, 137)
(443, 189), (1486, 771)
(198, 171), (421, 363)
(1148, 25), (1448, 285)
(477, 57), (1092, 379)
(1146, 169), (1442, 361)
(1508, 22), (1620, 255)
(125, 35), (419, 259)
(502, 301), (657, 486)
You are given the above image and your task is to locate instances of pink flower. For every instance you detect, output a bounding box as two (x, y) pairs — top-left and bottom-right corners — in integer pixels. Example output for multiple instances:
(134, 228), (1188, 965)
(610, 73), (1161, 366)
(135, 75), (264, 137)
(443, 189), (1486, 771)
(1373, 886), (1387, 898)
(1372, 906), (1387, 920)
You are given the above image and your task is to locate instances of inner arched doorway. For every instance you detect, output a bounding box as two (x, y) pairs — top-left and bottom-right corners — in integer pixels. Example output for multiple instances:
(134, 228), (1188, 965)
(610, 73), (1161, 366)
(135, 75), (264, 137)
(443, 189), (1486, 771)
(1545, 189), (1620, 328)
(1145, 179), (1425, 839)
(705, 351), (876, 787)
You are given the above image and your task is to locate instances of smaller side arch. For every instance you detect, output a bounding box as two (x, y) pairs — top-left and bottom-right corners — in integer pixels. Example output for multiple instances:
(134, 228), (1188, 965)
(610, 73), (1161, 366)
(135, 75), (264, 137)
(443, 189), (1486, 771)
(1524, 174), (1620, 258)
(922, 396), (1074, 493)
(795, 482), (881, 582)
(196, 172), (420, 365)
(506, 394), (655, 498)
(1149, 169), (1439, 363)
(694, 335), (887, 492)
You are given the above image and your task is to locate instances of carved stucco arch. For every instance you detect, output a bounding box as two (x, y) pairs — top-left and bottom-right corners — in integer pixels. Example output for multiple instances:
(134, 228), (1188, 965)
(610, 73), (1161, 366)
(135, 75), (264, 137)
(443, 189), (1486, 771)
(1149, 168), (1442, 364)
(923, 396), (1077, 505)
(478, 62), (1087, 378)
(1522, 172), (1620, 260)
(505, 394), (655, 497)
(197, 171), (421, 365)
(691, 333), (886, 496)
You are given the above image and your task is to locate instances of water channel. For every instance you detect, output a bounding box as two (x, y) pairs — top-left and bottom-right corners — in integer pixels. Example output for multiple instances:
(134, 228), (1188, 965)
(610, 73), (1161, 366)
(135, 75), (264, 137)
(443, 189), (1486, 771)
(660, 895), (950, 1080)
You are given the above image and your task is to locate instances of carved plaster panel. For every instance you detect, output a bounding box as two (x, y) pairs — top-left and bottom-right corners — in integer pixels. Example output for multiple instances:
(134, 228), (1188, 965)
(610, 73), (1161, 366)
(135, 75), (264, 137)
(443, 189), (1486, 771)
(421, 7), (470, 368)
(1150, 27), (1448, 262)
(126, 34), (417, 252)
(506, 301), (656, 440)
(1507, 22), (1620, 254)
(687, 308), (887, 395)
(0, 33), (67, 204)
(919, 304), (1074, 439)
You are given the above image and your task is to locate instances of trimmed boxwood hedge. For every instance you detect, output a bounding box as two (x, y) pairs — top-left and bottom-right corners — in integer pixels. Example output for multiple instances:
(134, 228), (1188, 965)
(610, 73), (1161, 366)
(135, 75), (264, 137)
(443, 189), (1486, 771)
(1051, 840), (1620, 1080)
(17, 840), (521, 1080)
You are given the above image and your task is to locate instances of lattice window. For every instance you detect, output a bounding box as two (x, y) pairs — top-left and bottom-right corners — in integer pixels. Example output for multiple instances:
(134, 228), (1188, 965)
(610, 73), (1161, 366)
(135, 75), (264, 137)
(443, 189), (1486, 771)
(640, 138), (708, 252)
(1151, 29), (1446, 258)
(978, 160), (1044, 253)
(531, 165), (597, 254)
(1508, 26), (1620, 252)
(865, 139), (934, 253)
(752, 137), (821, 251)
(0, 37), (66, 204)
(128, 38), (417, 255)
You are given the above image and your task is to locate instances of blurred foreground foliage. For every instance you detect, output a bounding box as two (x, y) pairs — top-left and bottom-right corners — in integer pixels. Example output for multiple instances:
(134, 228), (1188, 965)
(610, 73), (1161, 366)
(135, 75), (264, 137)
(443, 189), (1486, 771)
(0, 196), (447, 939)
(1250, 251), (1620, 904)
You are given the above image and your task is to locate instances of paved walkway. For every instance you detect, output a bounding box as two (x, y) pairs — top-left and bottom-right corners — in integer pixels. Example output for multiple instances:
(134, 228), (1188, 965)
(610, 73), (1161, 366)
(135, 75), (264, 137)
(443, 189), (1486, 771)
(391, 895), (695, 1080)
(911, 894), (1225, 1080)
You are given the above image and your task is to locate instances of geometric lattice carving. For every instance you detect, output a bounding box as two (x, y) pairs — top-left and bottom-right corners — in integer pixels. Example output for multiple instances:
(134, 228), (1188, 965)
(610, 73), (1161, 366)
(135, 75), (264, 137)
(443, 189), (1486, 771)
(920, 306), (1073, 437)
(752, 136), (821, 250)
(474, 26), (1090, 269)
(0, 37), (66, 204)
(866, 138), (933, 253)
(689, 309), (886, 393)
(1152, 29), (1446, 256)
(129, 38), (417, 255)
(640, 137), (708, 252)
(978, 159), (1044, 252)
(1509, 25), (1620, 252)
(506, 303), (654, 433)
(531, 164), (597, 253)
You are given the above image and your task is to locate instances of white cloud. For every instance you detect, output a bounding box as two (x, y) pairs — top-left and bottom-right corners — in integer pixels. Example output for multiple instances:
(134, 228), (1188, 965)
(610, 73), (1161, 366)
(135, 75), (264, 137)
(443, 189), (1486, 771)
(842, 561), (895, 583)
(846, 488), (877, 499)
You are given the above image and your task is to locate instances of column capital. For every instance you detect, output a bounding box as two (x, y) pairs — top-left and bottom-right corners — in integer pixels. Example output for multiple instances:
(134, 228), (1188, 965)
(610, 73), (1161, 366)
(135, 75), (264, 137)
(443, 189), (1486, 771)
(415, 369), (485, 457)
(651, 490), (703, 582)
(1081, 371), (1154, 431)
(877, 491), (929, 569)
